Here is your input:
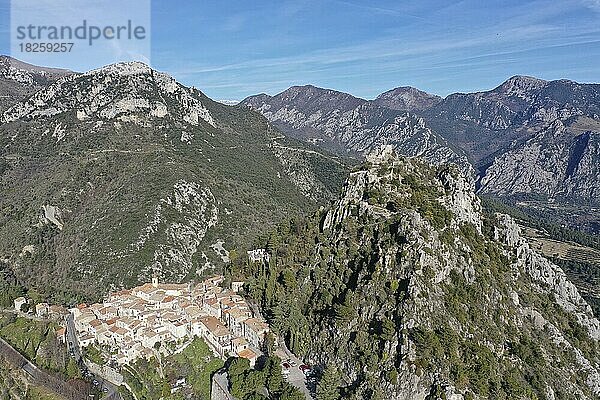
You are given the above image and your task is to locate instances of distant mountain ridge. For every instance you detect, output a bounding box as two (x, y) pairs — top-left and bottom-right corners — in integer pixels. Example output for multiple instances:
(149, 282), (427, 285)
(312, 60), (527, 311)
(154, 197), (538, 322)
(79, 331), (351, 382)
(242, 85), (472, 173)
(243, 76), (600, 209)
(0, 56), (73, 112)
(479, 120), (600, 203)
(373, 86), (441, 112)
(424, 75), (600, 164)
(423, 75), (600, 205)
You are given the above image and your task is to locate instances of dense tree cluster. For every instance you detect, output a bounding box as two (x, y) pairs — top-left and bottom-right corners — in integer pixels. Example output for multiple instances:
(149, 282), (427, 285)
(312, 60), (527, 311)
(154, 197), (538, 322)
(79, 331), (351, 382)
(226, 356), (304, 400)
(0, 261), (24, 308)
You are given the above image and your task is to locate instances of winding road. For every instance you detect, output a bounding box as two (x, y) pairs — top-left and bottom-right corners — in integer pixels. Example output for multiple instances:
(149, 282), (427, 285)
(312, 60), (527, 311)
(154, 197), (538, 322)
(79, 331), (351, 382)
(0, 335), (87, 399)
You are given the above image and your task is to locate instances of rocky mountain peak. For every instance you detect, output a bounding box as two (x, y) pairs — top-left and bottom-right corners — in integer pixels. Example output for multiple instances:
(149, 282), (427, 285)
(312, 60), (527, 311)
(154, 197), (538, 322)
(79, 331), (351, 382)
(493, 75), (547, 98)
(327, 147), (479, 232)
(0, 56), (74, 112)
(242, 93), (272, 106)
(365, 144), (396, 164)
(276, 84), (365, 112)
(246, 148), (600, 398)
(1, 61), (216, 127)
(0, 56), (73, 80)
(87, 61), (153, 77)
(373, 86), (441, 112)
(424, 75), (592, 163)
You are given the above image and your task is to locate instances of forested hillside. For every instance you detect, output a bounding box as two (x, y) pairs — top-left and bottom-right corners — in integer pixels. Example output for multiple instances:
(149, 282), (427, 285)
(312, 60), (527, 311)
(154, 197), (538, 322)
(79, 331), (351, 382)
(231, 147), (600, 399)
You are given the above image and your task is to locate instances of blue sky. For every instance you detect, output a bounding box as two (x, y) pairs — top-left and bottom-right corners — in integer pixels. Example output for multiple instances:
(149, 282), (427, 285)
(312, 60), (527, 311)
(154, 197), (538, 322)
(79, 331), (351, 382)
(1, 0), (599, 100)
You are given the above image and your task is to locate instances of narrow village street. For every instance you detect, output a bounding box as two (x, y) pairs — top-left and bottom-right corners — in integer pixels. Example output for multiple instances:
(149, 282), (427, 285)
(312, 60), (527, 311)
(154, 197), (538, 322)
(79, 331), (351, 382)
(66, 314), (122, 399)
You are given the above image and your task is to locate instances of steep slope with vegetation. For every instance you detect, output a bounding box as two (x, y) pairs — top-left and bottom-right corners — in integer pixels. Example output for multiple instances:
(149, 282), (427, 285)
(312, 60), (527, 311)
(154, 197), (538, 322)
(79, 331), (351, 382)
(224, 356), (305, 400)
(0, 314), (89, 399)
(0, 62), (347, 303)
(482, 197), (600, 317)
(235, 147), (600, 399)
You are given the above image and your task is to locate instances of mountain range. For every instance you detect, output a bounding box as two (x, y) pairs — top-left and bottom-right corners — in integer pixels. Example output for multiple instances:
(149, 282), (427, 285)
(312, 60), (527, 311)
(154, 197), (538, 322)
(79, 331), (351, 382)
(242, 85), (472, 174)
(242, 75), (600, 232)
(1, 55), (597, 302)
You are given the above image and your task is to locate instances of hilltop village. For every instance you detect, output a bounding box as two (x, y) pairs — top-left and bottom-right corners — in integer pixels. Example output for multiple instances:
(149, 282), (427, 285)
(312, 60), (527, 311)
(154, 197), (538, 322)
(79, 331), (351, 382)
(71, 275), (270, 366)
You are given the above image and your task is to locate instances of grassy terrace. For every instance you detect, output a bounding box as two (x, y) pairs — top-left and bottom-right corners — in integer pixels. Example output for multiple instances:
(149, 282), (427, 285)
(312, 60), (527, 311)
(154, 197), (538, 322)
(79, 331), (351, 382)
(0, 315), (62, 368)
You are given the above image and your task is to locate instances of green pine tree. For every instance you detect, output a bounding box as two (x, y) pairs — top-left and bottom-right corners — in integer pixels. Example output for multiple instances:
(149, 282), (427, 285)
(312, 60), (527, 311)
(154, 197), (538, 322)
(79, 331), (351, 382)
(316, 366), (341, 400)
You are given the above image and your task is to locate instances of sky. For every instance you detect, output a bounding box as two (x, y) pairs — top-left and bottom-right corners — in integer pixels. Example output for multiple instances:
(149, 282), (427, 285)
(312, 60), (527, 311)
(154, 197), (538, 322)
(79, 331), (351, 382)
(1, 0), (599, 101)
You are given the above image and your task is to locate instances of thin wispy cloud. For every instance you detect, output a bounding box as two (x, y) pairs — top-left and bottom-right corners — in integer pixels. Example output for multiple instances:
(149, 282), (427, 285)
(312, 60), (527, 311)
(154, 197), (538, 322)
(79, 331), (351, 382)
(331, 0), (428, 21)
(2, 0), (597, 99)
(171, 20), (587, 78)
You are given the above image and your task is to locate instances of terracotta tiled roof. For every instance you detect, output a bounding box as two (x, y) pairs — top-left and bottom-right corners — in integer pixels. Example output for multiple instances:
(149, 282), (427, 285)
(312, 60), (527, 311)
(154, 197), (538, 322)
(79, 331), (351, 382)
(136, 283), (156, 294)
(89, 319), (102, 327)
(158, 283), (187, 291)
(238, 348), (259, 360)
(200, 316), (230, 337)
(244, 318), (269, 333)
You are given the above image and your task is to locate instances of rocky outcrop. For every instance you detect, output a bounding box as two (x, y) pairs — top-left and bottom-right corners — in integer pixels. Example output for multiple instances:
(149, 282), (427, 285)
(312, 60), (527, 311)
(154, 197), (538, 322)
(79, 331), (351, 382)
(131, 180), (219, 282)
(0, 56), (72, 113)
(495, 214), (600, 339)
(40, 205), (64, 230)
(247, 148), (600, 399)
(1, 61), (216, 128)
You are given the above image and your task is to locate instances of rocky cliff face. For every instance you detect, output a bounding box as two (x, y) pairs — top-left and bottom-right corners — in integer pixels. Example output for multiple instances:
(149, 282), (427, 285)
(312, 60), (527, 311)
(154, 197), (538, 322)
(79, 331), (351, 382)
(241, 85), (471, 173)
(244, 147), (600, 399)
(424, 75), (600, 165)
(478, 120), (600, 204)
(0, 56), (73, 113)
(0, 61), (347, 301)
(1, 62), (217, 127)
